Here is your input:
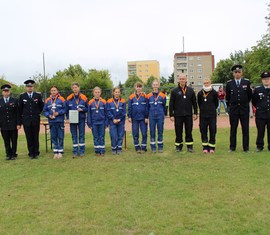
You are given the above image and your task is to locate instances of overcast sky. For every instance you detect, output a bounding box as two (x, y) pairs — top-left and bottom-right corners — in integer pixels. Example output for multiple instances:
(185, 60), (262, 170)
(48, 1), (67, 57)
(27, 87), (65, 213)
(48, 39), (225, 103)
(0, 0), (268, 85)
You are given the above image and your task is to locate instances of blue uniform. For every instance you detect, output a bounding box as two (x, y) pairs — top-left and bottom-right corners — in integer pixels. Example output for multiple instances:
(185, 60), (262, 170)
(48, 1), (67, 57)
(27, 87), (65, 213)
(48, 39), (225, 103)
(128, 93), (148, 152)
(66, 93), (88, 156)
(147, 91), (166, 151)
(107, 97), (126, 154)
(43, 95), (67, 154)
(87, 97), (107, 155)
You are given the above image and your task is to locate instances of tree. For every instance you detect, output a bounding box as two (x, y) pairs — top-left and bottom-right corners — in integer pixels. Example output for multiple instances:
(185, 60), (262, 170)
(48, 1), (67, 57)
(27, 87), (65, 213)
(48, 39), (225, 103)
(245, 35), (270, 84)
(211, 59), (234, 84)
(168, 73), (174, 83)
(45, 65), (113, 97)
(124, 75), (143, 88)
(160, 76), (168, 85)
(145, 75), (157, 88)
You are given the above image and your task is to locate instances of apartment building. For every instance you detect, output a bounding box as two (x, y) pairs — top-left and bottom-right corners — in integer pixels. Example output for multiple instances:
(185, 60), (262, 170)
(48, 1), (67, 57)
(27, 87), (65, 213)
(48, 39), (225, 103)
(174, 52), (215, 86)
(127, 60), (160, 83)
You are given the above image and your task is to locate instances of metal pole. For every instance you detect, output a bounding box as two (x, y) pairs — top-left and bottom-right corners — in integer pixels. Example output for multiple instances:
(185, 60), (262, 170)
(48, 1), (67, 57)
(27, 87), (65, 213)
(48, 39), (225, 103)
(43, 52), (47, 99)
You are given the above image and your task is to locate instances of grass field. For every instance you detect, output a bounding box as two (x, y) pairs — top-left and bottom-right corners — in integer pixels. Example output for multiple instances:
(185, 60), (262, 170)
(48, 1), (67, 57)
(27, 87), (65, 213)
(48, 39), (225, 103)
(1, 127), (270, 235)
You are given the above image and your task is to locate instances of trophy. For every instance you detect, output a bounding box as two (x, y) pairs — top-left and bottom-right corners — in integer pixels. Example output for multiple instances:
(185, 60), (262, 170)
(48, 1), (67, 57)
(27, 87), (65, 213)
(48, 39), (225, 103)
(51, 103), (56, 119)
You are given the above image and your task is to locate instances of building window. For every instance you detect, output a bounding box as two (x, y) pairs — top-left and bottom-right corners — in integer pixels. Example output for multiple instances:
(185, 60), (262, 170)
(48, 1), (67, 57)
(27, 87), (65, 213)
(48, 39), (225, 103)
(190, 75), (194, 79)
(139, 75), (142, 78)
(146, 75), (149, 78)
(197, 57), (201, 60)
(198, 69), (202, 73)
(190, 69), (194, 73)
(189, 57), (194, 60)
(145, 64), (148, 67)
(139, 65), (142, 68)
(198, 81), (202, 85)
(198, 75), (203, 79)
(139, 70), (142, 73)
(176, 56), (187, 61)
(190, 63), (194, 67)
(198, 63), (202, 66)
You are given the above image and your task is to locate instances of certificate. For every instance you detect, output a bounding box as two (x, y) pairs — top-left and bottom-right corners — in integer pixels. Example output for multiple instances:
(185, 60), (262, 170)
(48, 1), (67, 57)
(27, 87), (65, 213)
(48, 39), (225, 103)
(69, 110), (79, 124)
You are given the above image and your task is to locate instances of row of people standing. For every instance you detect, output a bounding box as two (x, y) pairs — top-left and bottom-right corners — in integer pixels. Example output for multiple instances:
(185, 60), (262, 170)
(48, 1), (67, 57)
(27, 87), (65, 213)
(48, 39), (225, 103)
(1, 66), (270, 160)
(43, 81), (167, 158)
(169, 65), (270, 154)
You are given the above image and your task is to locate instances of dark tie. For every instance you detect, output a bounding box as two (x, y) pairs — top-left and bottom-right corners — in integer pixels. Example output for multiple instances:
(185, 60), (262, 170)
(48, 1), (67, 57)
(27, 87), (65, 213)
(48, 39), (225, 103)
(5, 98), (8, 103)
(29, 94), (32, 99)
(237, 80), (240, 87)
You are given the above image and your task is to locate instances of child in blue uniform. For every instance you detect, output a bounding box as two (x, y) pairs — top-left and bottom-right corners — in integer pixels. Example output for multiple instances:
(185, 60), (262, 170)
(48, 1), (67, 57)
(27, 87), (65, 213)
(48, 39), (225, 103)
(128, 82), (148, 153)
(66, 82), (88, 158)
(107, 87), (126, 155)
(43, 86), (67, 159)
(87, 87), (107, 156)
(147, 80), (166, 153)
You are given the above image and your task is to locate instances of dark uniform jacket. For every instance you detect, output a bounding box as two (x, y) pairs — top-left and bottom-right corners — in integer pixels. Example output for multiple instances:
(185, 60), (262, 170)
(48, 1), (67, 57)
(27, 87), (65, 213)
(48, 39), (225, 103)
(197, 89), (218, 118)
(252, 86), (270, 120)
(0, 97), (19, 130)
(169, 85), (198, 117)
(18, 92), (44, 126)
(226, 78), (252, 115)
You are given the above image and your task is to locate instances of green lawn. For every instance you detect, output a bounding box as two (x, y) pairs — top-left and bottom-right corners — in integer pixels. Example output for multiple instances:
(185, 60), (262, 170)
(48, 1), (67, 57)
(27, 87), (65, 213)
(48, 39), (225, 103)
(0, 127), (270, 235)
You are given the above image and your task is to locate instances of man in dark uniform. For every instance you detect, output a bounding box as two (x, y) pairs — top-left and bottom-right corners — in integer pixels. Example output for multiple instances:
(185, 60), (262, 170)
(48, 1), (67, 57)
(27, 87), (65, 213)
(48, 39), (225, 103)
(18, 80), (44, 159)
(169, 73), (198, 152)
(252, 71), (270, 152)
(0, 84), (20, 160)
(226, 65), (252, 152)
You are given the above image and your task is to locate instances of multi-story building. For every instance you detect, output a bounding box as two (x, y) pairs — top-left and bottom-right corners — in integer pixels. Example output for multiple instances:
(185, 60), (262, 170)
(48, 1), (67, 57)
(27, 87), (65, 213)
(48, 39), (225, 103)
(174, 51), (214, 86)
(127, 60), (160, 83)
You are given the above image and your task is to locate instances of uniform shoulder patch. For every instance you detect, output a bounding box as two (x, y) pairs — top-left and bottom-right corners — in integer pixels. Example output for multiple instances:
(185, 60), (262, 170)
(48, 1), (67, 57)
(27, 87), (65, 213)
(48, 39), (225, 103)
(58, 96), (65, 102)
(88, 98), (94, 105)
(100, 98), (106, 104)
(129, 93), (135, 100)
(66, 94), (73, 101)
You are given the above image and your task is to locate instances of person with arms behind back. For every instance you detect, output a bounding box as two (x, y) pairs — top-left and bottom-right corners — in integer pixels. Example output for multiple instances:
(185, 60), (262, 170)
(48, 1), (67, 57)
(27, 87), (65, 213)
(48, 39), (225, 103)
(0, 84), (21, 160)
(252, 71), (270, 152)
(107, 87), (126, 155)
(169, 74), (198, 153)
(87, 87), (107, 156)
(18, 79), (44, 159)
(226, 65), (252, 153)
(128, 82), (148, 154)
(197, 78), (218, 154)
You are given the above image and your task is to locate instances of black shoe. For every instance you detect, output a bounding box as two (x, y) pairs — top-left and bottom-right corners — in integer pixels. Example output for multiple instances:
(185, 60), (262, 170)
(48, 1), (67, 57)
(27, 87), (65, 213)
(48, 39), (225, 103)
(228, 149), (235, 153)
(243, 149), (249, 153)
(10, 156), (16, 160)
(175, 146), (182, 152)
(29, 155), (35, 160)
(6, 156), (11, 160)
(256, 148), (263, 152)
(187, 148), (194, 153)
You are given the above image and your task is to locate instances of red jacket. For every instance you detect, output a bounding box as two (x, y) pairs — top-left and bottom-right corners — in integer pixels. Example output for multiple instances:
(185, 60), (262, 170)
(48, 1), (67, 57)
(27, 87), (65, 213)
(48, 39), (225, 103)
(218, 90), (226, 100)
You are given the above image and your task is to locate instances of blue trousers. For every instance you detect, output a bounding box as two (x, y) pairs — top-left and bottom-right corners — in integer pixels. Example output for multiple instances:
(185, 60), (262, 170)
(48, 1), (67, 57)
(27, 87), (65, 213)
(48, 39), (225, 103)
(132, 119), (147, 151)
(109, 121), (125, 152)
(50, 123), (65, 154)
(92, 123), (105, 154)
(70, 120), (85, 155)
(149, 118), (164, 150)
(218, 99), (228, 113)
